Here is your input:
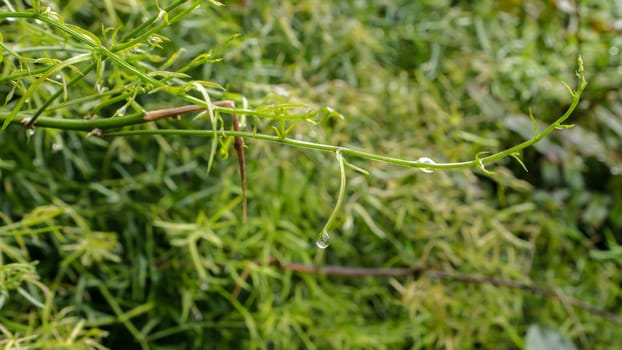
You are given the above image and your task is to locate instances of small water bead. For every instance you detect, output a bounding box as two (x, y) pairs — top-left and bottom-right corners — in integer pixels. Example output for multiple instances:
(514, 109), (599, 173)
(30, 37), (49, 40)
(116, 106), (126, 117)
(416, 157), (436, 173)
(315, 231), (330, 249)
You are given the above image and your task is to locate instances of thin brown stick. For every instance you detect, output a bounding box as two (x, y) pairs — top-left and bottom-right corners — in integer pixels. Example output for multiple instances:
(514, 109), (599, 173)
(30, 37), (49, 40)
(143, 104), (205, 121)
(280, 263), (415, 276)
(228, 256), (622, 326)
(142, 102), (247, 222)
(214, 100), (247, 223)
(263, 260), (622, 327)
(231, 263), (254, 302)
(425, 271), (622, 325)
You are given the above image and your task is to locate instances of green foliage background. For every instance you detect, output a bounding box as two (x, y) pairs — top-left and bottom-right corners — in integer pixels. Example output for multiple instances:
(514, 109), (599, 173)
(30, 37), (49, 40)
(1, 0), (622, 349)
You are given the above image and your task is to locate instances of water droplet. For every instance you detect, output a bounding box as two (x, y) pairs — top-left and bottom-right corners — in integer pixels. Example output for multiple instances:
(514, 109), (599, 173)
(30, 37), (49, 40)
(52, 143), (63, 152)
(116, 106), (126, 117)
(315, 231), (330, 249)
(416, 157), (436, 173)
(26, 129), (35, 137)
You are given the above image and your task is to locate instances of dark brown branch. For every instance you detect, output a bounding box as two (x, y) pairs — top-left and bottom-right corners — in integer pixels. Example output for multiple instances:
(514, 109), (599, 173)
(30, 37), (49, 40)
(214, 101), (247, 223)
(280, 263), (415, 277)
(424, 271), (622, 327)
(231, 259), (622, 327)
(143, 104), (205, 121)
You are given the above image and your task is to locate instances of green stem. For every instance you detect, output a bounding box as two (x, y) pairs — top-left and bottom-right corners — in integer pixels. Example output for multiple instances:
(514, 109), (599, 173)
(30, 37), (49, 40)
(96, 126), (531, 171)
(3, 112), (146, 131)
(0, 73), (586, 171)
(470, 77), (586, 167)
(108, 64), (585, 170)
(319, 151), (347, 238)
(1, 27), (587, 172)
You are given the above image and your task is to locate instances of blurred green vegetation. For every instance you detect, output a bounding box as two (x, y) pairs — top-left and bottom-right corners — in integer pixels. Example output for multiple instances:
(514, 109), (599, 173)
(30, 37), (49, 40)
(1, 0), (622, 349)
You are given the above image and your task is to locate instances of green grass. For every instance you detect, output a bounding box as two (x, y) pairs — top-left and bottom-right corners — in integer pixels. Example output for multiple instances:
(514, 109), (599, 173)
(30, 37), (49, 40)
(1, 0), (622, 349)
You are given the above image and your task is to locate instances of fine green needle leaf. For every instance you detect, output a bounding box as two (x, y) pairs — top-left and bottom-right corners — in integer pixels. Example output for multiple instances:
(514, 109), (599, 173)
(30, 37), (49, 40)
(64, 24), (101, 46)
(510, 152), (529, 172)
(529, 108), (539, 137)
(561, 81), (576, 98)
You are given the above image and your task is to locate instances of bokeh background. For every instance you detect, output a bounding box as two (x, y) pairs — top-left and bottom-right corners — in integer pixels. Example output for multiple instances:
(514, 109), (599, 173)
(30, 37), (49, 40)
(1, 0), (621, 348)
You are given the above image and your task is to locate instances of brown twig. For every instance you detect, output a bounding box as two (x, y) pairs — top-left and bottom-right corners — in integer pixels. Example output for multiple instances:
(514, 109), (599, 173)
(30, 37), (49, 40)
(228, 258), (622, 327)
(423, 271), (622, 326)
(142, 102), (247, 222)
(279, 263), (416, 277)
(214, 101), (247, 223)
(143, 105), (205, 121)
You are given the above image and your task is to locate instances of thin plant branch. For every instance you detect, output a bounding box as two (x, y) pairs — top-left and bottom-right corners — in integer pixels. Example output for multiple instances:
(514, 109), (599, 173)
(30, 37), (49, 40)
(1, 57), (587, 174)
(143, 104), (206, 121)
(215, 100), (247, 223)
(263, 260), (622, 327)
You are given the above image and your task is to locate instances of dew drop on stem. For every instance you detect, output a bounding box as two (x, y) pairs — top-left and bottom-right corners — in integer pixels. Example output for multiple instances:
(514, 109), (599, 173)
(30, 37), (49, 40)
(117, 106), (126, 117)
(316, 230), (330, 249)
(416, 157), (436, 173)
